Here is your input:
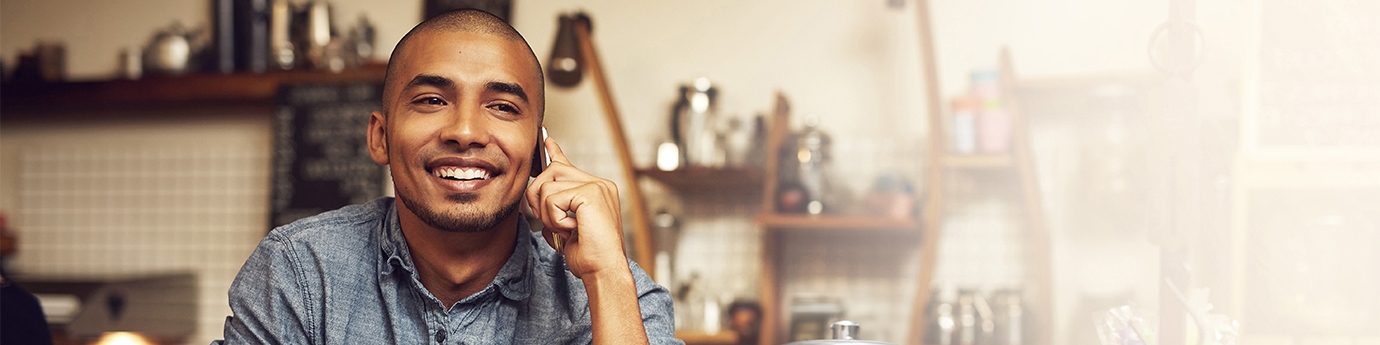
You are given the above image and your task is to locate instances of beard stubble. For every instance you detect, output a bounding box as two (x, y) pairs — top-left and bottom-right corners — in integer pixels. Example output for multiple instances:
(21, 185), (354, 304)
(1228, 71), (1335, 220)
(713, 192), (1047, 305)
(398, 190), (521, 233)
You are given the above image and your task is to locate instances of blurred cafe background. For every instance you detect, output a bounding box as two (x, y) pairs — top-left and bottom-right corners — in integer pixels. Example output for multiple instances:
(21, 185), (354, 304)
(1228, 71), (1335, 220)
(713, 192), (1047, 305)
(2, 0), (1377, 344)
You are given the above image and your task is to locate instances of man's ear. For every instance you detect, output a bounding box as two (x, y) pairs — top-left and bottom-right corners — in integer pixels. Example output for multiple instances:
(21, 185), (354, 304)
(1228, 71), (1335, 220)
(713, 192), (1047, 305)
(367, 110), (389, 165)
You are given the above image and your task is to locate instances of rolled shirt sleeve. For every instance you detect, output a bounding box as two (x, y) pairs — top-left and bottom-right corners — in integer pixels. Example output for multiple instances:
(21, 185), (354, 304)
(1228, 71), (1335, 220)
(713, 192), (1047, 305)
(630, 260), (685, 345)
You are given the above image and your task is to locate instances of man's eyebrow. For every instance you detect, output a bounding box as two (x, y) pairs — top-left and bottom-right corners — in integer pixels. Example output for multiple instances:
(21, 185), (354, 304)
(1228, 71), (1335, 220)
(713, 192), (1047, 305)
(485, 81), (528, 103)
(404, 74), (454, 91)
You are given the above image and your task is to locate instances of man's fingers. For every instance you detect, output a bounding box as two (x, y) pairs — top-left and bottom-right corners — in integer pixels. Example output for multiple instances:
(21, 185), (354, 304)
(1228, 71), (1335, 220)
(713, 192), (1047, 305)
(543, 189), (582, 231)
(524, 138), (624, 260)
(530, 180), (577, 224)
(532, 137), (604, 184)
(525, 183), (543, 222)
(544, 137), (573, 167)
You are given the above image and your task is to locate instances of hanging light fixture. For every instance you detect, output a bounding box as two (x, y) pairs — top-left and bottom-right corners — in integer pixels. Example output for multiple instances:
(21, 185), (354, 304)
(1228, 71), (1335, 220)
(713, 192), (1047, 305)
(546, 12), (591, 87)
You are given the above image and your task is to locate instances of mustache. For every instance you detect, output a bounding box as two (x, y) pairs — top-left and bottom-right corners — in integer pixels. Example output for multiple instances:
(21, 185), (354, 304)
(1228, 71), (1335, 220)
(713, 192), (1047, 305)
(416, 146), (510, 171)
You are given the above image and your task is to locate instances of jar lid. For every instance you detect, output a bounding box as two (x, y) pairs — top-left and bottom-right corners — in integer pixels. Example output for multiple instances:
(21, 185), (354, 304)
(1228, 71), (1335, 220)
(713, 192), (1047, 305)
(780, 320), (898, 345)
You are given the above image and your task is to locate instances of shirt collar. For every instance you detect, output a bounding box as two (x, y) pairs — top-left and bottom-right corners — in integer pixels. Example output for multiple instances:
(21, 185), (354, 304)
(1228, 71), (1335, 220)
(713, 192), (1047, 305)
(377, 198), (533, 302)
(377, 200), (411, 277)
(490, 217), (534, 301)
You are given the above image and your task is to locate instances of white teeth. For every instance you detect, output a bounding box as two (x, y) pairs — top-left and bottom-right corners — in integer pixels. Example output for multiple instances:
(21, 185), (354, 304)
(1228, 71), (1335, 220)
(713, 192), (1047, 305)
(433, 167), (489, 180)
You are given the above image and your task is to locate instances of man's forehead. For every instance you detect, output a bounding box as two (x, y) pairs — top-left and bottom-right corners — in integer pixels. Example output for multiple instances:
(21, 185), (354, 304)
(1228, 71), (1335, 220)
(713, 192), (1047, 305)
(393, 30), (541, 85)
(381, 26), (545, 113)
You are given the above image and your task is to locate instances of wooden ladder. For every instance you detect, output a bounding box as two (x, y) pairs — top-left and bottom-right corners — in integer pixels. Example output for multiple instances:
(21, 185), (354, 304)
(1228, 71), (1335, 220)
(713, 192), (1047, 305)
(905, 0), (1055, 343)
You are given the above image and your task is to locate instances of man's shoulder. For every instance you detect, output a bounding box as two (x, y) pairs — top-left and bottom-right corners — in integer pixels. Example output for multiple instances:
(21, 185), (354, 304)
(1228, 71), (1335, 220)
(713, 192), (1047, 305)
(261, 197), (393, 257)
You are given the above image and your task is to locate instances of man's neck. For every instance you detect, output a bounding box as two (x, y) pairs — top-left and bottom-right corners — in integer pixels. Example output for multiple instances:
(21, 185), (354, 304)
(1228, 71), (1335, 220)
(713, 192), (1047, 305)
(396, 203), (520, 309)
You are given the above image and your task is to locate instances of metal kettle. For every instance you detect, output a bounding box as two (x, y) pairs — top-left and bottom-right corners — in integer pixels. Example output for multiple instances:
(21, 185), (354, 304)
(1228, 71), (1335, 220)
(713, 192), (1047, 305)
(669, 77), (724, 168)
(143, 22), (202, 75)
(776, 118), (836, 214)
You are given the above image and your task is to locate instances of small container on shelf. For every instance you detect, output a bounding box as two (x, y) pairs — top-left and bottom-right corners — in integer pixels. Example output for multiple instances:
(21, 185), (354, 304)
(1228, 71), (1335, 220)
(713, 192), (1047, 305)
(951, 95), (979, 154)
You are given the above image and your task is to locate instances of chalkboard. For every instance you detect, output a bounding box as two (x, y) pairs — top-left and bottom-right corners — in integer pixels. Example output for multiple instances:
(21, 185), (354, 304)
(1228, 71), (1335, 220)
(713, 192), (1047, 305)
(1254, 0), (1380, 150)
(271, 82), (387, 228)
(1245, 187), (1380, 335)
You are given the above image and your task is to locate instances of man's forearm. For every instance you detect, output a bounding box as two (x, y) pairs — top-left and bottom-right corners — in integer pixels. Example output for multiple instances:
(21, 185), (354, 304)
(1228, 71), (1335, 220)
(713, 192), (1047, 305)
(583, 268), (651, 345)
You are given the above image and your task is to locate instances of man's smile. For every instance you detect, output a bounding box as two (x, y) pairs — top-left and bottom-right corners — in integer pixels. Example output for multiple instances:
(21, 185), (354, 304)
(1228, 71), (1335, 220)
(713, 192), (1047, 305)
(432, 166), (491, 181)
(424, 157), (502, 193)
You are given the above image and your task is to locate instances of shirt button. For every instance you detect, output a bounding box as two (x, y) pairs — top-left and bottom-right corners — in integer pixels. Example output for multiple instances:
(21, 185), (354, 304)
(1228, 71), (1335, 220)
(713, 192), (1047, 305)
(435, 329), (447, 344)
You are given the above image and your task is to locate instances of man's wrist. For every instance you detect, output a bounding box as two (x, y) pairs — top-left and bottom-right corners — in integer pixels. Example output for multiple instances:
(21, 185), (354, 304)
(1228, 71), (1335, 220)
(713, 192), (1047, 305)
(580, 257), (650, 345)
(581, 262), (634, 289)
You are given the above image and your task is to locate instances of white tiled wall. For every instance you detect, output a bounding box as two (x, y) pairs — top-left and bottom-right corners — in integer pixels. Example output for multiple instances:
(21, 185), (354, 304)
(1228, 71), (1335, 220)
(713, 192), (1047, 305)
(931, 174), (1028, 290)
(2, 117), (272, 345)
(779, 229), (924, 342)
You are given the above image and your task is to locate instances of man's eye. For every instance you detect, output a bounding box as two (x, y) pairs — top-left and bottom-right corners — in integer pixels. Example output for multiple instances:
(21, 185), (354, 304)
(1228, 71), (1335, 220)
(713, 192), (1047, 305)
(413, 97), (446, 106)
(492, 104), (519, 113)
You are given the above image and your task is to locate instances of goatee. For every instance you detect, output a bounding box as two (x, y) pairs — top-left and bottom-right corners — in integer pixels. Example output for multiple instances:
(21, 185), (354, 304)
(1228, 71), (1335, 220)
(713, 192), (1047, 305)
(399, 192), (520, 233)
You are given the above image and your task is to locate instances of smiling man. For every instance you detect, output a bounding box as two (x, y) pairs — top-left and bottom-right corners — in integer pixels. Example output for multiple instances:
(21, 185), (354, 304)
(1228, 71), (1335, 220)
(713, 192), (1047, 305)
(217, 9), (681, 345)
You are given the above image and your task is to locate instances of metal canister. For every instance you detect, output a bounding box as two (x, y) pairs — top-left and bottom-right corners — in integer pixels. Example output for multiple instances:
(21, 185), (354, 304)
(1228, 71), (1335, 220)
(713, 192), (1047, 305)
(954, 289), (1000, 345)
(670, 77), (723, 168)
(784, 320), (898, 345)
(923, 287), (957, 345)
(990, 290), (1023, 345)
(793, 119), (833, 214)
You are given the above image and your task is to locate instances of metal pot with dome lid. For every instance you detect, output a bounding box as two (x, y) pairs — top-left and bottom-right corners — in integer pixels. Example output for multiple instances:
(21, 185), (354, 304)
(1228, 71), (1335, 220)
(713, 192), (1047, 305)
(784, 320), (897, 345)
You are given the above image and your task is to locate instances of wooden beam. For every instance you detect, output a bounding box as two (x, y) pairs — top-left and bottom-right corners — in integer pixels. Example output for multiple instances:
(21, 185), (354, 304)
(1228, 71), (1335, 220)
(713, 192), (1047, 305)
(757, 93), (792, 345)
(573, 19), (657, 278)
(907, 0), (949, 343)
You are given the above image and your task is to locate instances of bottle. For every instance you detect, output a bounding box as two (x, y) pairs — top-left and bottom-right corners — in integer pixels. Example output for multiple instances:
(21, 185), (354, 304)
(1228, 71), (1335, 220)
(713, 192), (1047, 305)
(992, 290), (1023, 345)
(957, 290), (977, 345)
(951, 96), (979, 154)
(652, 210), (678, 287)
(969, 69), (1011, 153)
(927, 286), (956, 345)
(923, 289), (945, 345)
(794, 117), (834, 215)
(977, 103), (1011, 153)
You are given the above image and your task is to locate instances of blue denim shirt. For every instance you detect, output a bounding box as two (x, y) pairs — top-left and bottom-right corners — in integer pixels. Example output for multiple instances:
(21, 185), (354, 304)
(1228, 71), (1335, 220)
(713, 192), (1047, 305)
(217, 197), (682, 344)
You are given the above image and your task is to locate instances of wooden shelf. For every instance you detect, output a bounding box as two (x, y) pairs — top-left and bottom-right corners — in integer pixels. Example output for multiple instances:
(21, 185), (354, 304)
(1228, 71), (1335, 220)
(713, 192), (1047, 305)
(756, 213), (919, 231)
(676, 331), (739, 345)
(636, 167), (763, 193)
(941, 154), (1013, 169)
(1, 62), (386, 115)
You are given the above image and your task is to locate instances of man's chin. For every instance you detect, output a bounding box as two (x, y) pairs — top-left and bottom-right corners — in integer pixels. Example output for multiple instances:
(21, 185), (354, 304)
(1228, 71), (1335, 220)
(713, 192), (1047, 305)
(398, 193), (519, 233)
(445, 192), (480, 204)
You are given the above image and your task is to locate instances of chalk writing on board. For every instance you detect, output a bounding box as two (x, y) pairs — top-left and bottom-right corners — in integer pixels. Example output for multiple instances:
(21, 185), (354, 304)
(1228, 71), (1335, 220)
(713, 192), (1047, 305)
(271, 83), (385, 228)
(1256, 0), (1380, 149)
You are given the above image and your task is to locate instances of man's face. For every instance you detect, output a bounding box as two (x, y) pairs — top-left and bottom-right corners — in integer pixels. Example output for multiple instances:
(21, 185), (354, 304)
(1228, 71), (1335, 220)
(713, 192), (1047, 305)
(368, 30), (543, 232)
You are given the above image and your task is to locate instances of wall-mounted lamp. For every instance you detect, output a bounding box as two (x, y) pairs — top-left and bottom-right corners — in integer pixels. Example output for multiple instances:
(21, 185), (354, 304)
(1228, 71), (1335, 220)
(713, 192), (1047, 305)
(547, 12), (590, 87)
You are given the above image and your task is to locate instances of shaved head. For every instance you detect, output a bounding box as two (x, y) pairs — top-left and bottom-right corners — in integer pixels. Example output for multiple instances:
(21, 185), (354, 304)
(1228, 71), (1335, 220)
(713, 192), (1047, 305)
(382, 9), (544, 114)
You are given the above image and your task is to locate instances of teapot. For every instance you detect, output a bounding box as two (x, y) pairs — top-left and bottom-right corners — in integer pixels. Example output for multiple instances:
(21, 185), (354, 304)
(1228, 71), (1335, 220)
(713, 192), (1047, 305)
(143, 22), (203, 76)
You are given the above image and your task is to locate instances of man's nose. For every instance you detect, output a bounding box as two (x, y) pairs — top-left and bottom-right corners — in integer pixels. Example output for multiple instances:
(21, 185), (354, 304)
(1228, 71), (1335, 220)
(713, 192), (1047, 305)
(439, 105), (492, 149)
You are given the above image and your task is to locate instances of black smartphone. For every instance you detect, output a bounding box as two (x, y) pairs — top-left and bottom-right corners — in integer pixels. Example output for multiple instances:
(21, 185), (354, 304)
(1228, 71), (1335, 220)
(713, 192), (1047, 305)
(529, 126), (550, 177)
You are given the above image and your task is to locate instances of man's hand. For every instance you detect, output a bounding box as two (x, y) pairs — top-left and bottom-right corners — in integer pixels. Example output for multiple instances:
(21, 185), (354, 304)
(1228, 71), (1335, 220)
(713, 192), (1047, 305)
(525, 137), (652, 345)
(525, 137), (630, 279)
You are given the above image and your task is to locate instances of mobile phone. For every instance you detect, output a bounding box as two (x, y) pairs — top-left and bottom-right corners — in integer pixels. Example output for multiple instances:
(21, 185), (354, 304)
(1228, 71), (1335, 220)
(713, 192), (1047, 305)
(529, 126), (567, 252)
(530, 126), (550, 177)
